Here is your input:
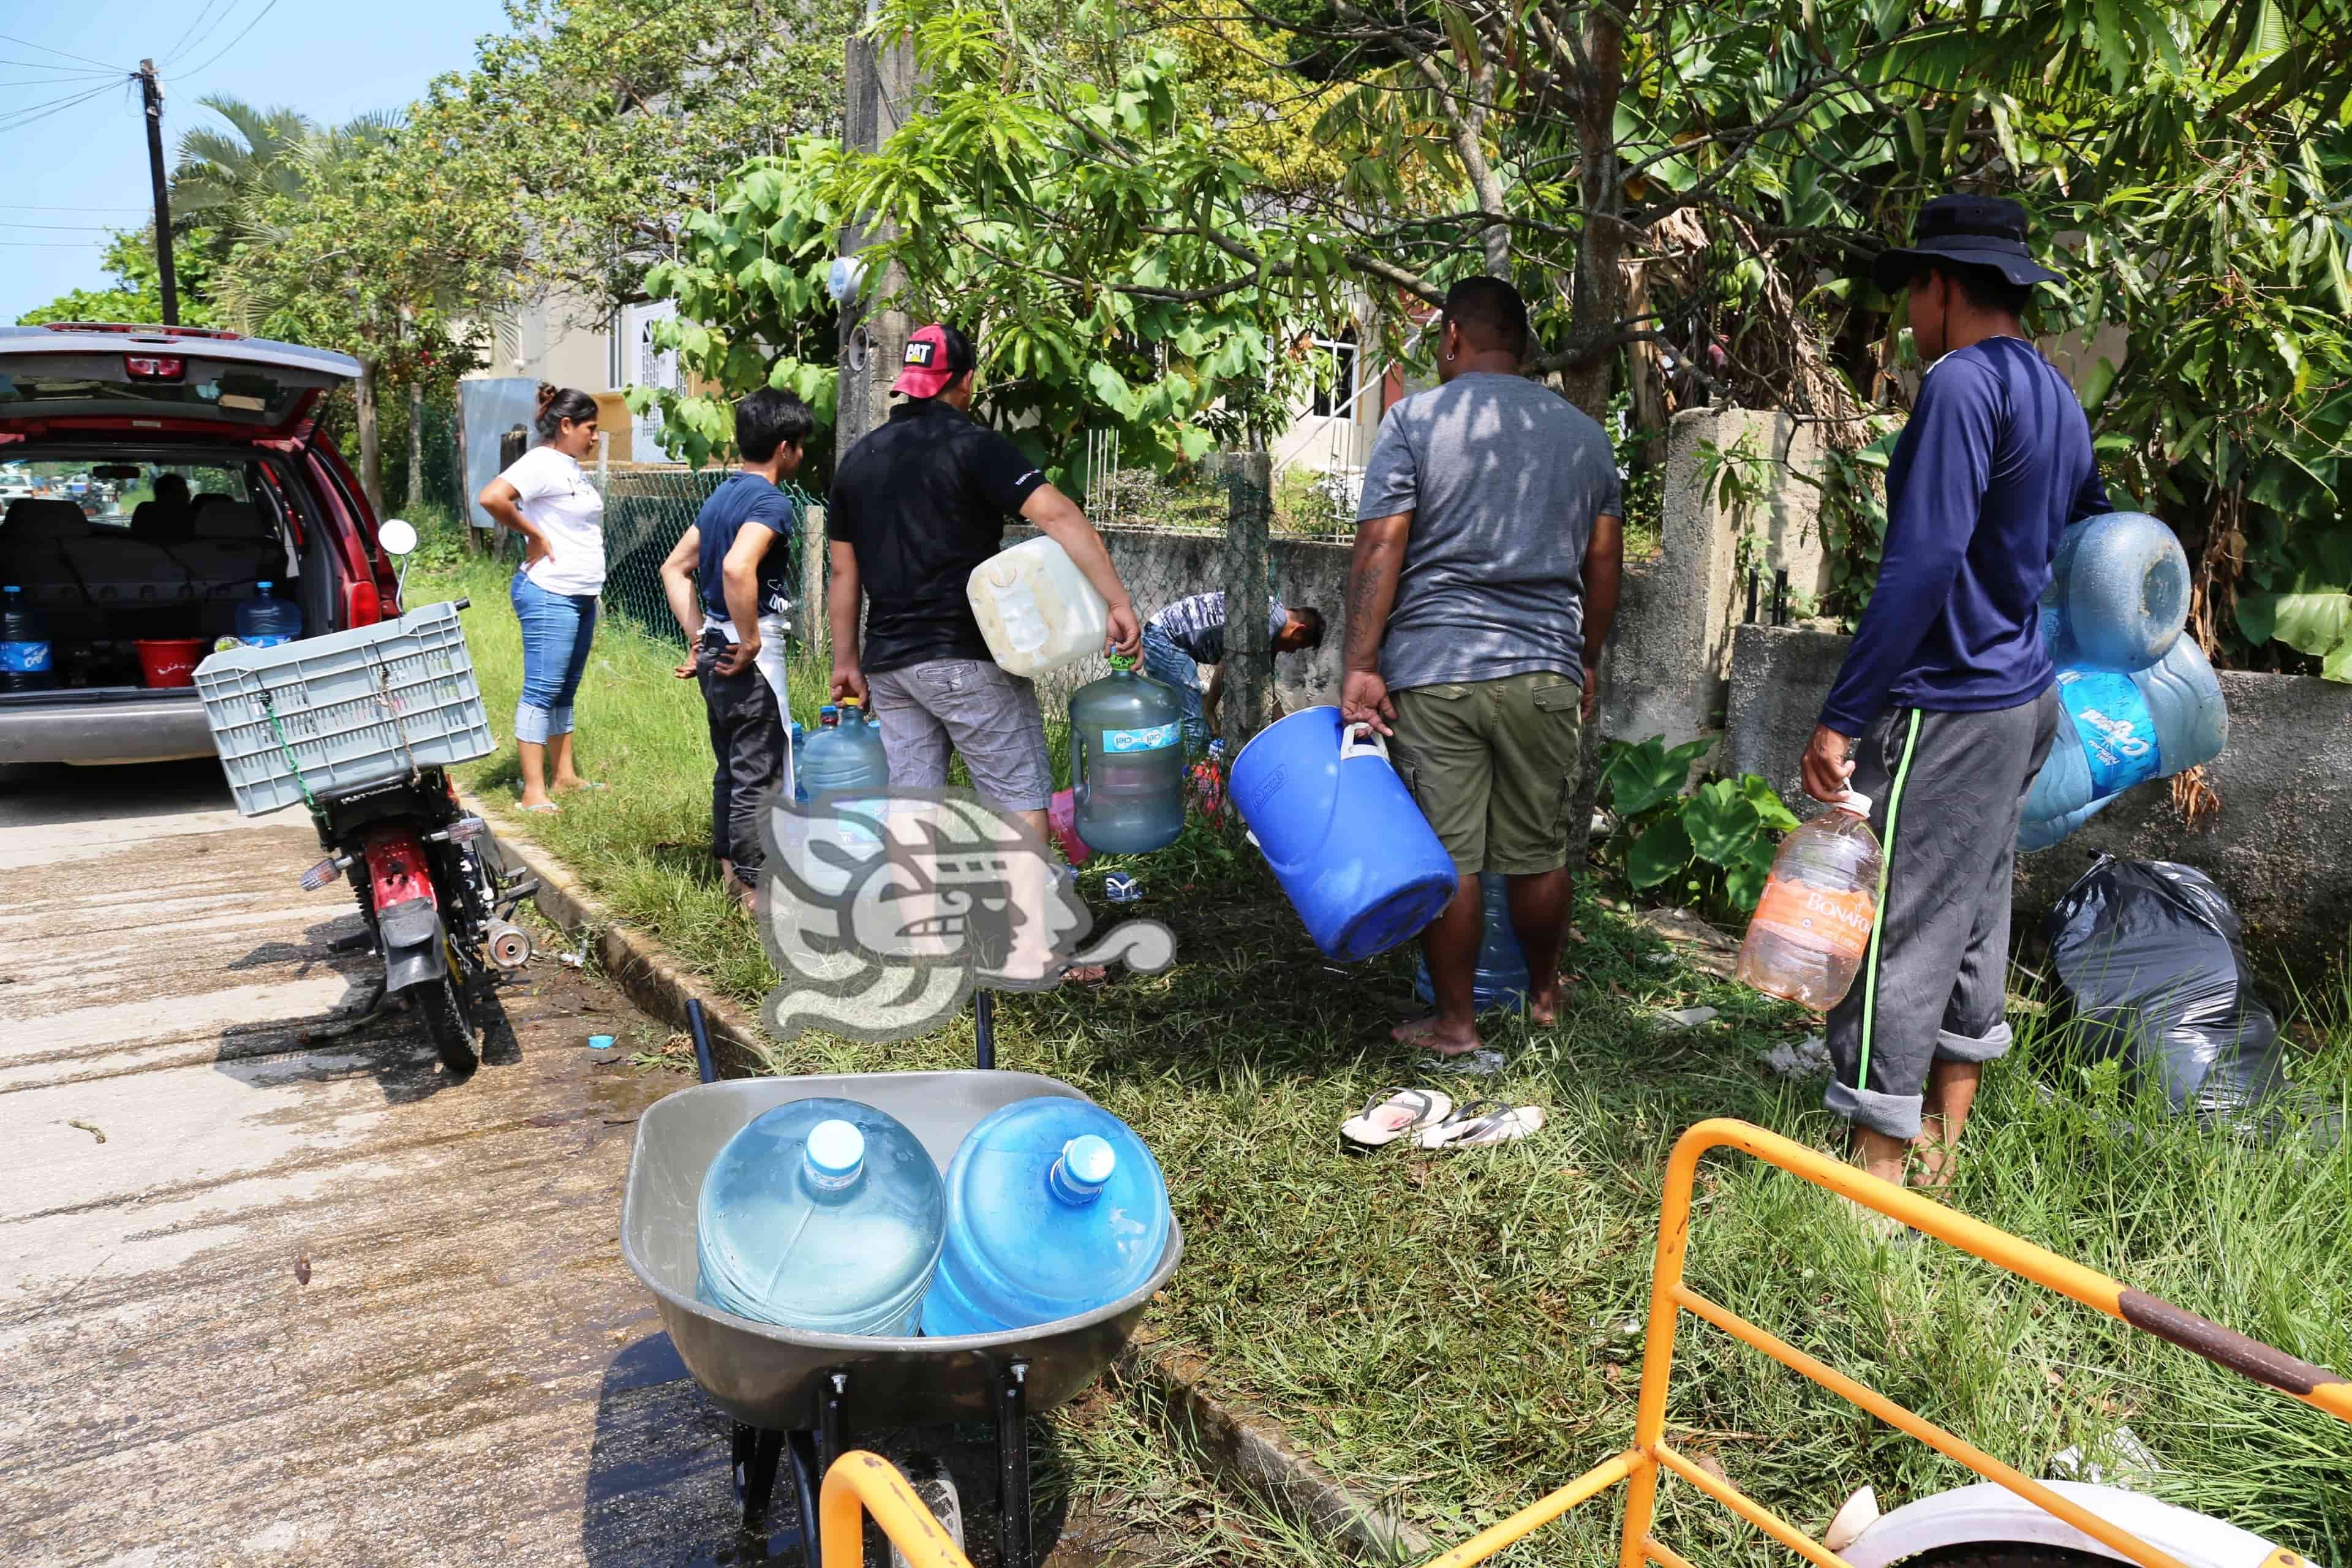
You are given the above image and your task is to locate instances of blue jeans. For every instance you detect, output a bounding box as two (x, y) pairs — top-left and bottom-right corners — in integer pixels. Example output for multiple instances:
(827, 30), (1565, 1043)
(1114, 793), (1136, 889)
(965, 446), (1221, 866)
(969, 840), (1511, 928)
(511, 570), (598, 744)
(1141, 625), (1208, 756)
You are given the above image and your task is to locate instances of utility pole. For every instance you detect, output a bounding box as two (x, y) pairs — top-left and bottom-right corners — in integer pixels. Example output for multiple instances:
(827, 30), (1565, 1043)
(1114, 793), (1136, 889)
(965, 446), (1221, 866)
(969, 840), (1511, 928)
(834, 4), (915, 456)
(137, 59), (178, 327)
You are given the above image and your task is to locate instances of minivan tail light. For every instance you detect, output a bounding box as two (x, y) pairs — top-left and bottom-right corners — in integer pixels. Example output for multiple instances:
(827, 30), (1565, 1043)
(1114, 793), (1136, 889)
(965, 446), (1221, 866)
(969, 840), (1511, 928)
(124, 355), (186, 381)
(344, 579), (381, 628)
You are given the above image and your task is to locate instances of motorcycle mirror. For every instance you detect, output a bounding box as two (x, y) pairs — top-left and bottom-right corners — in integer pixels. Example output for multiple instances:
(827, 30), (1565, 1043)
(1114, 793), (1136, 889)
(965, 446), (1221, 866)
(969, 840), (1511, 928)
(379, 519), (419, 557)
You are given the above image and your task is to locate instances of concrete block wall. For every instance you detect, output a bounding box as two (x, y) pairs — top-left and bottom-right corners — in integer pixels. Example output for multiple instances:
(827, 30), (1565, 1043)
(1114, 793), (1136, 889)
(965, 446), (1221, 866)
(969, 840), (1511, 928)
(1604, 407), (1834, 750)
(1724, 622), (2352, 970)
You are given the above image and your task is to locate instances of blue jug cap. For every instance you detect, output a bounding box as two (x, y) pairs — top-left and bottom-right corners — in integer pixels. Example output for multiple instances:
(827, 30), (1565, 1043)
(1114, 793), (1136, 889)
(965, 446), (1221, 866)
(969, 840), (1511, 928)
(1051, 1134), (1117, 1202)
(804, 1118), (865, 1187)
(257, 580), (273, 590)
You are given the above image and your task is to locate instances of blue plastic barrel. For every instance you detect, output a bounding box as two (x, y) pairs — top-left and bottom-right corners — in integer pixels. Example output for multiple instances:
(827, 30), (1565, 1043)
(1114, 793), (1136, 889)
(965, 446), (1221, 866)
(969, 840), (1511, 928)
(1230, 706), (1458, 962)
(920, 1096), (1171, 1336)
(1412, 873), (1529, 1011)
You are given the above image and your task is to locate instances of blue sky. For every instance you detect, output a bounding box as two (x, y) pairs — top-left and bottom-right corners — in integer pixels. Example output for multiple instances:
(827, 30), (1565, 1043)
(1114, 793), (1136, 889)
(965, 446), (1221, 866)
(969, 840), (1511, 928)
(0, 0), (514, 322)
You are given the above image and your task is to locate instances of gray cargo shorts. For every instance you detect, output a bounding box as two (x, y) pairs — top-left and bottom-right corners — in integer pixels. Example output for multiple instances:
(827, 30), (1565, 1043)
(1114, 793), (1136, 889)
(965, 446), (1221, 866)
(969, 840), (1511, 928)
(865, 658), (1055, 813)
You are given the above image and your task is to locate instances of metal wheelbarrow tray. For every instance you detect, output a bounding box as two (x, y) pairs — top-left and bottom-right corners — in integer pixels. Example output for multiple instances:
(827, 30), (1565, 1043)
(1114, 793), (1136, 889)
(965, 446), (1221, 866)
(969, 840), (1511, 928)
(620, 1061), (1184, 1566)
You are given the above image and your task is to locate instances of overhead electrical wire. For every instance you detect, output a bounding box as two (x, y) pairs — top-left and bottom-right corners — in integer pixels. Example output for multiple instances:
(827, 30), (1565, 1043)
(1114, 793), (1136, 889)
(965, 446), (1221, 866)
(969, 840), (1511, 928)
(164, 0), (233, 67)
(174, 0), (285, 84)
(0, 31), (129, 74)
(0, 80), (126, 138)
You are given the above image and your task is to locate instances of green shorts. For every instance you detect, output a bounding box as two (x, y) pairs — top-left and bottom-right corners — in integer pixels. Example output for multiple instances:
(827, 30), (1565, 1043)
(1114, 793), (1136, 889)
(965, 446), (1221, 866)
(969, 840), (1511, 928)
(1388, 671), (1584, 876)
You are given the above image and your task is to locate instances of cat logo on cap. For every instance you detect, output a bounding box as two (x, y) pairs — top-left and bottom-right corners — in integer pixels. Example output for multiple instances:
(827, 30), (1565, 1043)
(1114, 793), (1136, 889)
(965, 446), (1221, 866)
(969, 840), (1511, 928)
(903, 339), (935, 367)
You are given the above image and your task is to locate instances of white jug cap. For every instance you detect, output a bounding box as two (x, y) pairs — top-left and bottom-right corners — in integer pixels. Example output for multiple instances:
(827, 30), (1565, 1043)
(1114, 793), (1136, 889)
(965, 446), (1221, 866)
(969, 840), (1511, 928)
(1837, 791), (1872, 817)
(1063, 1134), (1117, 1188)
(805, 1118), (865, 1178)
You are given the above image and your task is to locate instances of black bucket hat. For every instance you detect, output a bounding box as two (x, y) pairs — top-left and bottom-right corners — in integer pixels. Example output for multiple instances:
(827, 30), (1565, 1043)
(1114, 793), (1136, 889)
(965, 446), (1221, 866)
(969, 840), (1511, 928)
(1872, 194), (2060, 294)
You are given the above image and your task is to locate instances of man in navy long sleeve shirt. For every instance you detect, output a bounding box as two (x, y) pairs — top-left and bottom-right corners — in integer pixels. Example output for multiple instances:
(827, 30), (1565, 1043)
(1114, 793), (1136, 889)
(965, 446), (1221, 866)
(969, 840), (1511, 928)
(1798, 195), (2109, 1195)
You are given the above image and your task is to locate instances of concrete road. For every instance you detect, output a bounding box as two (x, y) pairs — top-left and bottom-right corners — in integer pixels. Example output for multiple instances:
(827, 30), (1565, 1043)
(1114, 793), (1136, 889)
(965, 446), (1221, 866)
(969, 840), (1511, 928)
(0, 761), (780, 1567)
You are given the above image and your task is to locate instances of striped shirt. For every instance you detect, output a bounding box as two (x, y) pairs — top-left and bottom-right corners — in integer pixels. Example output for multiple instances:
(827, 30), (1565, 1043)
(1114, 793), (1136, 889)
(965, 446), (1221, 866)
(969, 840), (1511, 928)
(1147, 593), (1286, 666)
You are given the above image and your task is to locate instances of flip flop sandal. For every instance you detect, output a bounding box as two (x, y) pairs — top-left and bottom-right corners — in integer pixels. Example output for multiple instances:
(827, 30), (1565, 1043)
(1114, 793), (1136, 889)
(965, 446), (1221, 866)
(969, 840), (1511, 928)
(518, 802), (561, 816)
(1416, 1101), (1546, 1151)
(1340, 1087), (1455, 1150)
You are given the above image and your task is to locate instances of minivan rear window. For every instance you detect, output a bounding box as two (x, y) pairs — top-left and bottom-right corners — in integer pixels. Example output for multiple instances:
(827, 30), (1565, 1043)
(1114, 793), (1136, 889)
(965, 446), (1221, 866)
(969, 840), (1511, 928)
(0, 368), (308, 423)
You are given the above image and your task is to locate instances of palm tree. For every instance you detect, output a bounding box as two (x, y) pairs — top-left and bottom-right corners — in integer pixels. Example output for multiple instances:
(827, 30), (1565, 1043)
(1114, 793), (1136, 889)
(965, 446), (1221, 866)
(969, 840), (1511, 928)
(171, 96), (316, 237)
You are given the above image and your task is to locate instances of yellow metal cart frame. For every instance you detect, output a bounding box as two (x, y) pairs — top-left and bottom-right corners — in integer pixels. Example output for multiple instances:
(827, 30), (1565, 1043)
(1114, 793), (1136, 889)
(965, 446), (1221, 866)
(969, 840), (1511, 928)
(823, 1117), (2350, 1568)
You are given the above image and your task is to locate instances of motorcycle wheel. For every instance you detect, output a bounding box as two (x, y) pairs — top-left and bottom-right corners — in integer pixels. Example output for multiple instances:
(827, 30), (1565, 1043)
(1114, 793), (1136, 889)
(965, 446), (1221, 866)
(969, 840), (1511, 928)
(409, 961), (478, 1076)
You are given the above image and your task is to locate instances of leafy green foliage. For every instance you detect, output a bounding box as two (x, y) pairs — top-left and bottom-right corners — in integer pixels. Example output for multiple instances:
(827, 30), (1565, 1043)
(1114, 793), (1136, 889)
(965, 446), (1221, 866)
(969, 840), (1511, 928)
(15, 227), (222, 330)
(1598, 737), (1791, 919)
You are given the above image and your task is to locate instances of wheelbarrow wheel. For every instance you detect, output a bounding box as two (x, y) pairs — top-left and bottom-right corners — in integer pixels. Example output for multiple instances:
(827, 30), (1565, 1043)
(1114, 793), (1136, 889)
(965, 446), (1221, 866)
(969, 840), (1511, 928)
(886, 1452), (963, 1568)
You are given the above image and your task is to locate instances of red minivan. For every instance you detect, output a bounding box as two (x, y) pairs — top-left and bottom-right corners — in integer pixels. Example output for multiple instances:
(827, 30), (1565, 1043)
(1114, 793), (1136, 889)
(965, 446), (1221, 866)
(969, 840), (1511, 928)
(0, 322), (401, 767)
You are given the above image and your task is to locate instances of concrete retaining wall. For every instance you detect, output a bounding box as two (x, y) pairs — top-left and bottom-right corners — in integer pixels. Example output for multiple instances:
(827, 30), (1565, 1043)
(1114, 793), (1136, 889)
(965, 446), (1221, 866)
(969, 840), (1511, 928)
(1724, 622), (2352, 969)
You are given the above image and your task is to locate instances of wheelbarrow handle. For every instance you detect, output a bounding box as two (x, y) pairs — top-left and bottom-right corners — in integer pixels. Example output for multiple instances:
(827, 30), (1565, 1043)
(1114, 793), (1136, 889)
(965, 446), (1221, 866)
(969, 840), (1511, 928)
(688, 998), (720, 1085)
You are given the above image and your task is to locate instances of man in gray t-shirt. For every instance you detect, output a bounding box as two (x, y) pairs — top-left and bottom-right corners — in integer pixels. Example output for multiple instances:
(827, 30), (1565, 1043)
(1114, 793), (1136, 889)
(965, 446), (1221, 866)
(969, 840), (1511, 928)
(1341, 276), (1625, 1058)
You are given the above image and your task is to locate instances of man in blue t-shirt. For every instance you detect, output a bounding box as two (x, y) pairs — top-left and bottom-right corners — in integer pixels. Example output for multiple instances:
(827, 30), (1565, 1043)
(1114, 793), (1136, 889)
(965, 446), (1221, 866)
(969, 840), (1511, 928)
(1799, 195), (2111, 1191)
(659, 388), (814, 908)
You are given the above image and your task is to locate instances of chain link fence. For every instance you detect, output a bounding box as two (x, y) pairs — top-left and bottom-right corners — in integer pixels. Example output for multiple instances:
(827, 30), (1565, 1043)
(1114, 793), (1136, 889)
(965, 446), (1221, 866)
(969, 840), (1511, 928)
(586, 464), (821, 647)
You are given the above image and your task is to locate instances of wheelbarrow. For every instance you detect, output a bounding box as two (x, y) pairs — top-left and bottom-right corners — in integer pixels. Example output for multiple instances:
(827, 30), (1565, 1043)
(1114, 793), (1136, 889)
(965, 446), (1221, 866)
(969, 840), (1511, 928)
(619, 997), (1183, 1568)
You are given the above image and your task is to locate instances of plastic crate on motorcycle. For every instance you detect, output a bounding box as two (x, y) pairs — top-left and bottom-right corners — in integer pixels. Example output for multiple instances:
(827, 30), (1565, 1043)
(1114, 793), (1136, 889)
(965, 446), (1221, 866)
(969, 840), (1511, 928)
(194, 600), (496, 817)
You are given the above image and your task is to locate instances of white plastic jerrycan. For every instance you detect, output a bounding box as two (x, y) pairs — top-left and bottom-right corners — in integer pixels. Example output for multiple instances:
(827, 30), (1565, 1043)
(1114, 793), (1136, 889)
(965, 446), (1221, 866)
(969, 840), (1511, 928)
(967, 537), (1109, 679)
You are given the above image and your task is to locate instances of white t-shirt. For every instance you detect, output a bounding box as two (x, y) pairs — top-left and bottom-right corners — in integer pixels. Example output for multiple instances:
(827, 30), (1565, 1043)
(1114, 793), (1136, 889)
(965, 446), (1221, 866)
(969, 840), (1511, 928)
(500, 445), (606, 595)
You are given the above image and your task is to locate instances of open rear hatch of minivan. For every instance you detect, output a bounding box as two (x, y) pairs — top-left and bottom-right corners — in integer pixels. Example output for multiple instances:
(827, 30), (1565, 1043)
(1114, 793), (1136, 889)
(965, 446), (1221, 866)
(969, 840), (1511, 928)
(0, 326), (368, 764)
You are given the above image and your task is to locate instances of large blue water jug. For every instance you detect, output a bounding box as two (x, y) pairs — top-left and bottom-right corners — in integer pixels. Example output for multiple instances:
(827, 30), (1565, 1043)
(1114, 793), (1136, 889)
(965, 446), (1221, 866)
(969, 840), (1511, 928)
(2019, 635), (2226, 851)
(1069, 654), (1186, 853)
(798, 699), (890, 797)
(2040, 512), (2189, 669)
(235, 581), (303, 647)
(921, 1096), (1171, 1336)
(1231, 706), (1458, 962)
(791, 721), (809, 804)
(696, 1096), (946, 1335)
(1, 585), (56, 693)
(1412, 873), (1529, 1011)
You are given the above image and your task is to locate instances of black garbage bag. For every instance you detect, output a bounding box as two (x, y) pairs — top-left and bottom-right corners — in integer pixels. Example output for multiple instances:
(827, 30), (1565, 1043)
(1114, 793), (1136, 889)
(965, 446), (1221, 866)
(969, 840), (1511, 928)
(2042, 854), (2288, 1121)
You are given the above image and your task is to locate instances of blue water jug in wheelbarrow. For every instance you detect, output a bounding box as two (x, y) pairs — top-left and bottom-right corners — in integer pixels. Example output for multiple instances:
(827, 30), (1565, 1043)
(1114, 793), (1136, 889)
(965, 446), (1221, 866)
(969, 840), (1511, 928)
(696, 1096), (946, 1335)
(921, 1096), (1171, 1336)
(1229, 706), (1458, 962)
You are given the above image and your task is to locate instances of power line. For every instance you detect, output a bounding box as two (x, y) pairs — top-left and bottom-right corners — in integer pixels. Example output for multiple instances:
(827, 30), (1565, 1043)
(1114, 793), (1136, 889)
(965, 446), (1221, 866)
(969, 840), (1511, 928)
(0, 221), (123, 231)
(164, 0), (233, 67)
(175, 0), (285, 83)
(0, 31), (129, 74)
(0, 203), (148, 213)
(0, 80), (124, 137)
(0, 239), (114, 247)
(0, 58), (123, 77)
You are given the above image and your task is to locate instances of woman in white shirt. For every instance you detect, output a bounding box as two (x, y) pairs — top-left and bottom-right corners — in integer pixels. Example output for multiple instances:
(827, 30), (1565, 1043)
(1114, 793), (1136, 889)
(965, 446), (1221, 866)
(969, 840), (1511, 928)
(477, 384), (606, 813)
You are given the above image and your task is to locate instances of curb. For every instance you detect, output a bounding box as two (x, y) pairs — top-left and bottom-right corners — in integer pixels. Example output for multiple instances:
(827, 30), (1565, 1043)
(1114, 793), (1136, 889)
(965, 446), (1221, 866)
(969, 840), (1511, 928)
(461, 792), (771, 1079)
(469, 794), (1433, 1563)
(1116, 1328), (1433, 1564)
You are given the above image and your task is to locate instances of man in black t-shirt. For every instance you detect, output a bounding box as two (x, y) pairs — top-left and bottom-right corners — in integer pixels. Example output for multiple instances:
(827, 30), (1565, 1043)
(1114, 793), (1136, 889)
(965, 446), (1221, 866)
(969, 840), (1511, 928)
(658, 388), (813, 909)
(826, 322), (1140, 840)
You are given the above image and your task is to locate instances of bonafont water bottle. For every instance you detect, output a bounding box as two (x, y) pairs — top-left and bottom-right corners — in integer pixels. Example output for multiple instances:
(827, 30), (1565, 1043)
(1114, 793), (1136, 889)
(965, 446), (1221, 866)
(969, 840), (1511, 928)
(1736, 794), (1883, 1012)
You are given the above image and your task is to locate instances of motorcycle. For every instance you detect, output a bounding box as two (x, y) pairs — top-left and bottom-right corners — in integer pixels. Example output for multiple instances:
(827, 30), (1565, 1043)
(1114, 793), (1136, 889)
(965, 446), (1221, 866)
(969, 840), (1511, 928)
(295, 519), (537, 1073)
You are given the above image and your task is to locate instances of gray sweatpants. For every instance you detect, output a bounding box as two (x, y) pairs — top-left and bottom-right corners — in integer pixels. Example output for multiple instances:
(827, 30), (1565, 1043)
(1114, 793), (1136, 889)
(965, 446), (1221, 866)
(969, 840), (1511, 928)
(1825, 691), (2060, 1139)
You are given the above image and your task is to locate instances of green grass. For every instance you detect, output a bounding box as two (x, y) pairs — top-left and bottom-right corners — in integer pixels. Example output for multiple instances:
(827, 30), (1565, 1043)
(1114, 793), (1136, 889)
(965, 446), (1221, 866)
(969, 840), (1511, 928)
(421, 546), (2352, 1565)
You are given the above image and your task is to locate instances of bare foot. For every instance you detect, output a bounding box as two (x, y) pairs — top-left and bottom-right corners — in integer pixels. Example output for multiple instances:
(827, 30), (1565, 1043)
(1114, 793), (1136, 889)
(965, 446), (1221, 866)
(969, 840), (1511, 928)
(733, 881), (758, 916)
(1060, 963), (1109, 986)
(552, 775), (600, 793)
(1526, 979), (1567, 1027)
(518, 790), (557, 813)
(1392, 1015), (1484, 1055)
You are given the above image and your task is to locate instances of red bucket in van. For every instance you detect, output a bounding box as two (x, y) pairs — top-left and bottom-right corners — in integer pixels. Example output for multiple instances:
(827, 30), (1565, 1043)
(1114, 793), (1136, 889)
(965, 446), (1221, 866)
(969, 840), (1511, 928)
(137, 638), (209, 688)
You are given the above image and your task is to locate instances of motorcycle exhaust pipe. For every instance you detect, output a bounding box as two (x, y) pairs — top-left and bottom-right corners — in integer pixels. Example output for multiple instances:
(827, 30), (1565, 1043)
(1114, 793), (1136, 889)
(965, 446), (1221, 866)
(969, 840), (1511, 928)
(486, 919), (533, 970)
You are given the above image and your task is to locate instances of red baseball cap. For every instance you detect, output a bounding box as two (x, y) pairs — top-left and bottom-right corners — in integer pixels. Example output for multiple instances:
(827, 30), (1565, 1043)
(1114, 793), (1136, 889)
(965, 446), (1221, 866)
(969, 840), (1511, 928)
(891, 323), (974, 398)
